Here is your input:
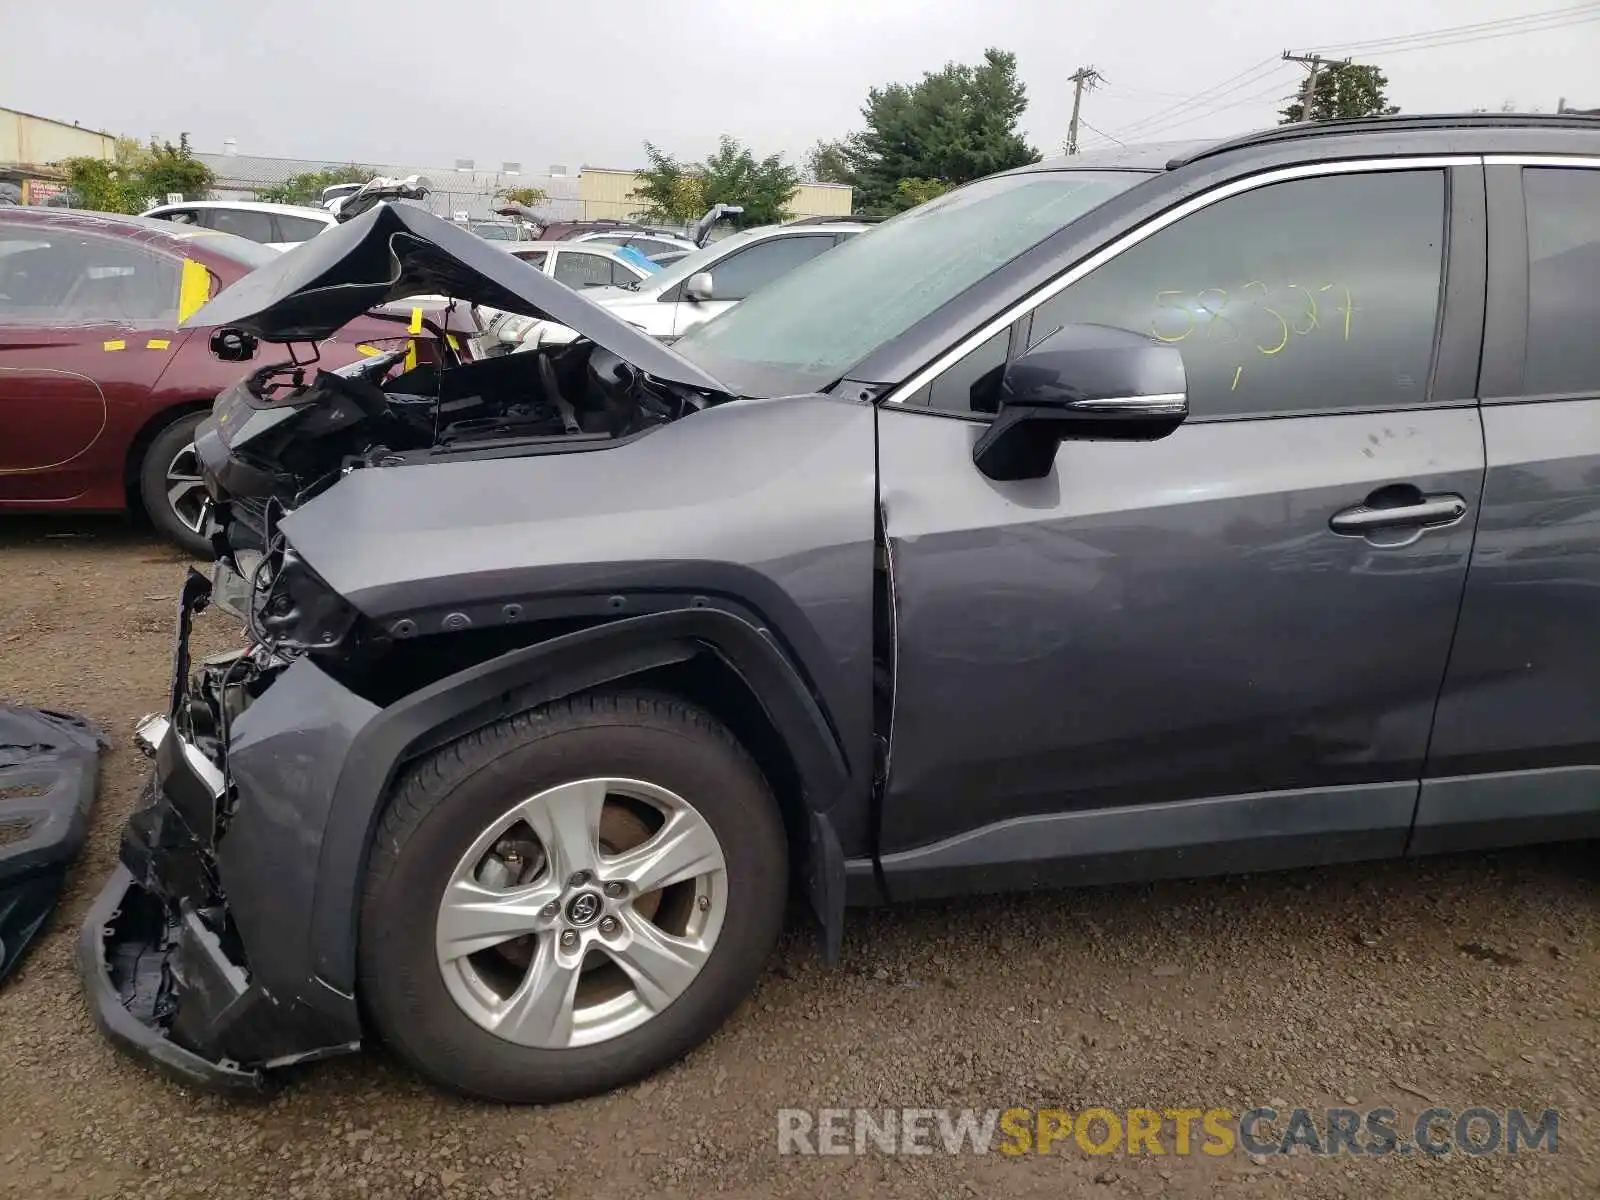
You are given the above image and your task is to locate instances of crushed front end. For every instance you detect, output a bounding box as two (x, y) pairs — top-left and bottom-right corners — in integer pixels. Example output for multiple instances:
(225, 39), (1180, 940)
(78, 567), (373, 1091)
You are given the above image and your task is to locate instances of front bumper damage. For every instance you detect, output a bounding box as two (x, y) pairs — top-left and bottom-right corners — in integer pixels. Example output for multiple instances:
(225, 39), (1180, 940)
(78, 569), (367, 1092)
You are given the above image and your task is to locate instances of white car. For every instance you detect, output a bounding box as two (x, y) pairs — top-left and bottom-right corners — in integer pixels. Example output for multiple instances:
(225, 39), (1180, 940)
(571, 229), (696, 263)
(471, 240), (667, 352)
(140, 200), (336, 252)
(503, 220), (868, 348)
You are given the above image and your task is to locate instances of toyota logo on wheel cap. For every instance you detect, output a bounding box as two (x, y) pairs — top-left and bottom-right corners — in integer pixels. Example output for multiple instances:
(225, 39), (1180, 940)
(566, 891), (603, 927)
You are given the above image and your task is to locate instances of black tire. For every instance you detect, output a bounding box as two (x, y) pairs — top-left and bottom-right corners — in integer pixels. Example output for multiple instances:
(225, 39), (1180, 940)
(358, 690), (788, 1103)
(136, 411), (212, 558)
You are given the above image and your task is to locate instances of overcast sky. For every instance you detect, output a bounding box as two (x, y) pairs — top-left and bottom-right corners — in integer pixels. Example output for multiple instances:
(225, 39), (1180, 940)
(5, 0), (1597, 172)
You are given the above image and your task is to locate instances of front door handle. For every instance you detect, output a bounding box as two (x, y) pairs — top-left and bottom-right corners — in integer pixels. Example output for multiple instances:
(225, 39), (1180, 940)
(1330, 491), (1468, 536)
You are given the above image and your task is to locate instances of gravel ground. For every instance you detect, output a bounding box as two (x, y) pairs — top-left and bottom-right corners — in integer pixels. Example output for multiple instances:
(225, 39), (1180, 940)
(0, 514), (1596, 1199)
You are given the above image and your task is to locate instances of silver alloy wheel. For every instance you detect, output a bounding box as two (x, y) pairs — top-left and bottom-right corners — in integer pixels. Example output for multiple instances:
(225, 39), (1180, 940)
(435, 777), (728, 1049)
(164, 441), (208, 534)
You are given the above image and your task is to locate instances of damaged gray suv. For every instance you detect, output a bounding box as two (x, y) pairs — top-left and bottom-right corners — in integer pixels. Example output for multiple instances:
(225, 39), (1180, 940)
(81, 114), (1600, 1102)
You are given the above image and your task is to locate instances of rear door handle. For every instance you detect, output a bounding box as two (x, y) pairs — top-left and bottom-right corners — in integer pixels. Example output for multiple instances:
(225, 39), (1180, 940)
(1330, 493), (1468, 535)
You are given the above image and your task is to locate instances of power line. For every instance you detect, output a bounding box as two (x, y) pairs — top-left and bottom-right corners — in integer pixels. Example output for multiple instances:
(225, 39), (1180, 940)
(1317, 2), (1600, 53)
(1077, 119), (1126, 148)
(1114, 77), (1301, 141)
(1113, 58), (1286, 139)
(1350, 12), (1600, 55)
(1116, 72), (1298, 140)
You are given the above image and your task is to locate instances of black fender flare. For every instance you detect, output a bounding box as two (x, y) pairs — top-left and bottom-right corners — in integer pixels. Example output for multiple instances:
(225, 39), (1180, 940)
(306, 608), (853, 995)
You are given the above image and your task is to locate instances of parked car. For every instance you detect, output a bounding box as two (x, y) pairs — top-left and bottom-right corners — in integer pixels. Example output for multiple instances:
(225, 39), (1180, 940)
(503, 219), (868, 347)
(500, 239), (661, 289)
(80, 114), (1600, 1108)
(141, 200), (337, 252)
(0, 208), (436, 554)
(531, 217), (686, 243)
(571, 229), (696, 263)
(465, 221), (524, 242)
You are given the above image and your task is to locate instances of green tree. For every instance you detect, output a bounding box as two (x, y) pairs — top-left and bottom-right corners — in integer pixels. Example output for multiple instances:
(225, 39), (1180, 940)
(698, 136), (800, 226)
(805, 138), (855, 185)
(256, 164), (374, 205)
(844, 48), (1039, 214)
(497, 185), (549, 208)
(1279, 63), (1399, 124)
(895, 177), (952, 207)
(629, 137), (798, 227)
(56, 134), (213, 213)
(141, 133), (214, 201)
(628, 142), (708, 223)
(56, 143), (145, 213)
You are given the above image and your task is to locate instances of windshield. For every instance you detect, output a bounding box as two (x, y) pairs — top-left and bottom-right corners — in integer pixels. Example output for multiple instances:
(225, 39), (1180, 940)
(671, 170), (1148, 396)
(615, 244), (662, 275)
(639, 228), (763, 293)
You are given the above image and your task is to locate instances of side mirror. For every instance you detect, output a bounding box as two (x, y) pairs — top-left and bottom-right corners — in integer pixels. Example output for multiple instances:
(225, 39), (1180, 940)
(209, 326), (258, 362)
(684, 272), (715, 302)
(972, 323), (1187, 481)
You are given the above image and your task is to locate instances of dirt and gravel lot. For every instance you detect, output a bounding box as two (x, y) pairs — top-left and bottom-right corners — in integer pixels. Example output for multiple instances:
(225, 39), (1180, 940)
(1, 514), (1597, 1199)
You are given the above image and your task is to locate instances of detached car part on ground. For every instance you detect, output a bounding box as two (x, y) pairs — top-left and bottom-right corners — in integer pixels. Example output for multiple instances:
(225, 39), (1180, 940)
(79, 115), (1600, 1104)
(1, 706), (103, 985)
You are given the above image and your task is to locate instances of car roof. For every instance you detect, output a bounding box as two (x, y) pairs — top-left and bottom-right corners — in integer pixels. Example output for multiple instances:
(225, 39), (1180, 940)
(576, 229), (693, 243)
(1010, 113), (1600, 180)
(142, 199), (335, 219)
(500, 240), (636, 255)
(705, 221), (869, 253)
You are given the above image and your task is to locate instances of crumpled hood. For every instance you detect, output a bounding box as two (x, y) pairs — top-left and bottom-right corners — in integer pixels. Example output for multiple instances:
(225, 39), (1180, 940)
(182, 202), (729, 394)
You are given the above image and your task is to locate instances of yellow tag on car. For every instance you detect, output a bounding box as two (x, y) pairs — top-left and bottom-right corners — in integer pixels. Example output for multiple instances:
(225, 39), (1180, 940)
(178, 259), (212, 323)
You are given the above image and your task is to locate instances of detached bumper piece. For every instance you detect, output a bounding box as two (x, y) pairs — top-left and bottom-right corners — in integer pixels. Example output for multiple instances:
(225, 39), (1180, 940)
(0, 705), (105, 985)
(78, 864), (263, 1093)
(77, 571), (357, 1093)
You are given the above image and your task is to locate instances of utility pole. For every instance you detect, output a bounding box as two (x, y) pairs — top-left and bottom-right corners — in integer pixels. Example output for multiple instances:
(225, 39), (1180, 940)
(1282, 51), (1349, 122)
(1066, 66), (1105, 155)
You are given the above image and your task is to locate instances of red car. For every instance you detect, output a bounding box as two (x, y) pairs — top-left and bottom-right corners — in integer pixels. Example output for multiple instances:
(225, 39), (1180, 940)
(0, 209), (442, 555)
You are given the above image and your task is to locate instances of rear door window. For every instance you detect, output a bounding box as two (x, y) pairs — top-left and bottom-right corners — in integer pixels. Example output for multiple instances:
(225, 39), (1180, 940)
(204, 208), (279, 244)
(1523, 167), (1600, 395)
(272, 213), (329, 243)
(552, 251), (616, 289)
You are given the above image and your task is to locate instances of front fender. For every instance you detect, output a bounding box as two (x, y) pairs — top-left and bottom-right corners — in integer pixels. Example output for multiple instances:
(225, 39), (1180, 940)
(298, 607), (853, 996)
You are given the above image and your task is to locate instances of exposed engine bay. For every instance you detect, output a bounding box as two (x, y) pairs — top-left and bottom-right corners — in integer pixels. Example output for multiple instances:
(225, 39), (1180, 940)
(195, 336), (721, 536)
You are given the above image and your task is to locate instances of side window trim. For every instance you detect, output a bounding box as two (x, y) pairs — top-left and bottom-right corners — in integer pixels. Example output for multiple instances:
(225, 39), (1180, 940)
(884, 154), (1482, 407)
(1480, 155), (1600, 402)
(1431, 163), (1487, 407)
(1480, 163), (1528, 400)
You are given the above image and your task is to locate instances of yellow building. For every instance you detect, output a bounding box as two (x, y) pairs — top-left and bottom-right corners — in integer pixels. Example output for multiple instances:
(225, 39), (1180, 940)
(578, 167), (852, 223)
(1, 106), (117, 202)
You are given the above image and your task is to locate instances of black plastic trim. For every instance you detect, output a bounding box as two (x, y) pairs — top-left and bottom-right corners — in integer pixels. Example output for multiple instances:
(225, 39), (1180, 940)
(307, 608), (854, 992)
(1435, 163), (1488, 404)
(1410, 767), (1600, 855)
(1480, 163), (1528, 398)
(77, 866), (265, 1095)
(873, 782), (1417, 903)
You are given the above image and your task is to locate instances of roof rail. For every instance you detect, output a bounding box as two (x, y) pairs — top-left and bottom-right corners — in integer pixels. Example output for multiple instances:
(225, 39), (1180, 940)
(784, 213), (881, 226)
(1166, 111), (1600, 169)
